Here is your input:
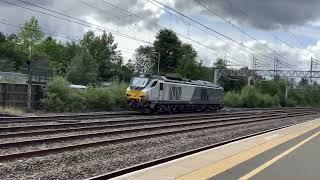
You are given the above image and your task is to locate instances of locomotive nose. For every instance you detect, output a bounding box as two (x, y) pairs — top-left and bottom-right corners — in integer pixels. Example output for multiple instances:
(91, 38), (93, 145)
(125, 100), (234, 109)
(126, 90), (145, 101)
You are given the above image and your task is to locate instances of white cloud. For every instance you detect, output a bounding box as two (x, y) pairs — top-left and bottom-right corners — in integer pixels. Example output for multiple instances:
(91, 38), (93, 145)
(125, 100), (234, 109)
(1, 0), (320, 74)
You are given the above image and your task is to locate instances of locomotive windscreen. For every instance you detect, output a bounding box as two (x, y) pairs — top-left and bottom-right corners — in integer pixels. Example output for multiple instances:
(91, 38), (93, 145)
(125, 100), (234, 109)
(130, 77), (149, 88)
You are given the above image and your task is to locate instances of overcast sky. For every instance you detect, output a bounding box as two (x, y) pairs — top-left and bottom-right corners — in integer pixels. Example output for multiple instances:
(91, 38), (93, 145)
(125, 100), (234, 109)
(1, 0), (320, 71)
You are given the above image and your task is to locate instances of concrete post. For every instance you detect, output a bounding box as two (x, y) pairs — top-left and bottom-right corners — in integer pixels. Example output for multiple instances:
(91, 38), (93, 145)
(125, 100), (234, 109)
(27, 60), (31, 111)
(285, 85), (288, 106)
(248, 76), (252, 86)
(214, 69), (219, 84)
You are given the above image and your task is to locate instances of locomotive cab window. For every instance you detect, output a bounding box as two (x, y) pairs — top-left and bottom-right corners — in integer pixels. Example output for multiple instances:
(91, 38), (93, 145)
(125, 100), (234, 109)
(151, 81), (158, 87)
(130, 77), (149, 88)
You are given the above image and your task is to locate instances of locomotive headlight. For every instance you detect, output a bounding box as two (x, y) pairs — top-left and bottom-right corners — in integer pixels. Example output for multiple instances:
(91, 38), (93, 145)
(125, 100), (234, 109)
(126, 87), (130, 93)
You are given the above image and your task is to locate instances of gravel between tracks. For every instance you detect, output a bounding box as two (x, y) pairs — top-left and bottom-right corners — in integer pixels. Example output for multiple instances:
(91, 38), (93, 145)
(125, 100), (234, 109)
(0, 114), (283, 144)
(0, 110), (283, 128)
(0, 115), (287, 155)
(0, 116), (144, 128)
(0, 114), (319, 180)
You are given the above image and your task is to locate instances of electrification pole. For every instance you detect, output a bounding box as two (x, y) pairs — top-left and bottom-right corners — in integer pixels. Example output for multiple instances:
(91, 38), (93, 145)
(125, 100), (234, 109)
(27, 46), (32, 111)
(157, 52), (160, 76)
(274, 57), (278, 77)
(310, 57), (313, 83)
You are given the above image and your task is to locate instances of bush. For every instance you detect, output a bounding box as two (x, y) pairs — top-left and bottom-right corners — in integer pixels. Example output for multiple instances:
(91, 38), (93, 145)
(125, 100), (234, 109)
(286, 99), (297, 107)
(224, 91), (242, 108)
(108, 82), (128, 109)
(42, 78), (129, 112)
(85, 87), (114, 111)
(0, 106), (25, 115)
(67, 49), (98, 85)
(224, 86), (280, 108)
(42, 77), (85, 112)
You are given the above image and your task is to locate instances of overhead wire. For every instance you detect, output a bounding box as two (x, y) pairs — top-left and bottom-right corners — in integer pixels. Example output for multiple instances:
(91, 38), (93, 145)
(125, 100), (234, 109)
(192, 0), (293, 68)
(223, 0), (320, 70)
(9, 0), (244, 66)
(145, 0), (255, 64)
(2, 0), (152, 45)
(0, 20), (80, 42)
(0, 20), (138, 58)
(149, 0), (281, 66)
(95, 0), (246, 66)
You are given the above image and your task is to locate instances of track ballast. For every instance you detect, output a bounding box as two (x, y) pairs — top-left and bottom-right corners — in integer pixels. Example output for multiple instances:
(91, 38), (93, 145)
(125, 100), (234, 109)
(0, 108), (318, 180)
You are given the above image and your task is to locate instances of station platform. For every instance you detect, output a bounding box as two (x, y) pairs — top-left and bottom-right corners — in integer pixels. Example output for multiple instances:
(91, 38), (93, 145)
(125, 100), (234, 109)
(114, 118), (320, 180)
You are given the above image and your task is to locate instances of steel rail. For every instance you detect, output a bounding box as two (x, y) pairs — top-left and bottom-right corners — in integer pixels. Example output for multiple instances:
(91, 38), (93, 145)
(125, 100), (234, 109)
(0, 113), (288, 148)
(0, 111), (140, 123)
(0, 107), (316, 123)
(0, 111), (315, 161)
(0, 111), (288, 137)
(87, 116), (315, 180)
(1, 108), (312, 132)
(0, 109), (285, 124)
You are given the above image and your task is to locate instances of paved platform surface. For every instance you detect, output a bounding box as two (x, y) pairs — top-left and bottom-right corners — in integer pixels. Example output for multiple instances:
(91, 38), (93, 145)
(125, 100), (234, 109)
(113, 118), (320, 180)
(213, 126), (319, 180)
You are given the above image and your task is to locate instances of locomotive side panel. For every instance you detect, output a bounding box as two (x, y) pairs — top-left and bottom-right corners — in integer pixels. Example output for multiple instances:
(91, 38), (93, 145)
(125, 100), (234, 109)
(160, 82), (195, 103)
(191, 87), (223, 105)
(207, 88), (224, 105)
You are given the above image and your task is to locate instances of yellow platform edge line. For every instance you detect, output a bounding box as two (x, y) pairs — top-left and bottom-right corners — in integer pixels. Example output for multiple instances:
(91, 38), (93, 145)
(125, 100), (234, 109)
(176, 121), (320, 180)
(239, 131), (320, 180)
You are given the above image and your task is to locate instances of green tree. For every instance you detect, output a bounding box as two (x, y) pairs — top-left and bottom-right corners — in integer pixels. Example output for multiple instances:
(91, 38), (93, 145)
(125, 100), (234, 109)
(176, 43), (200, 79)
(67, 49), (98, 85)
(0, 58), (15, 72)
(119, 60), (135, 82)
(0, 32), (6, 42)
(213, 58), (247, 91)
(0, 32), (27, 72)
(18, 16), (44, 57)
(80, 31), (118, 81)
(110, 50), (123, 81)
(153, 29), (182, 74)
(298, 77), (309, 87)
(133, 45), (153, 73)
(214, 58), (227, 69)
(38, 37), (70, 75)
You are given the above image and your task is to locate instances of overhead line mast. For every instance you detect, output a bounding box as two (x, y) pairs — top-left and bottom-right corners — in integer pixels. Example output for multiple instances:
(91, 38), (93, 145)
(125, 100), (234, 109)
(150, 0), (288, 66)
(192, 0), (293, 68)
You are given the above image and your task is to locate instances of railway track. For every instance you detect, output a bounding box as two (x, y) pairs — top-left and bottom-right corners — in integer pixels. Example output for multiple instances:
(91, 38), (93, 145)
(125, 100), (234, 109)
(0, 111), (140, 123)
(87, 112), (320, 180)
(0, 109), (317, 162)
(0, 110), (289, 135)
(0, 113), (288, 146)
(0, 109), (314, 141)
(0, 107), (312, 128)
(88, 120), (312, 180)
(0, 107), (315, 124)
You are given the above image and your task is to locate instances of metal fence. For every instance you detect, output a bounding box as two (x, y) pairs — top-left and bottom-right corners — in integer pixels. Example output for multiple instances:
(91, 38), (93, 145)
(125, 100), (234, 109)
(0, 71), (53, 84)
(0, 72), (28, 84)
(0, 83), (43, 109)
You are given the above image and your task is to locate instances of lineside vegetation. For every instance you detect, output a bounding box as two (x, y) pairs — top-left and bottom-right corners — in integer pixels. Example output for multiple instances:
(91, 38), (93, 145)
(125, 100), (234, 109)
(1, 17), (319, 112)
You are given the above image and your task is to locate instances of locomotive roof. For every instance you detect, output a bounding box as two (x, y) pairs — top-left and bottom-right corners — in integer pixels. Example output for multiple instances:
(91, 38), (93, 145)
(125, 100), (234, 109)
(149, 75), (222, 88)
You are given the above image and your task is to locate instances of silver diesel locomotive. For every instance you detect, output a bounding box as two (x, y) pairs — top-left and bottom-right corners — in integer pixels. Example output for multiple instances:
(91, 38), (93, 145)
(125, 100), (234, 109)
(126, 75), (224, 113)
